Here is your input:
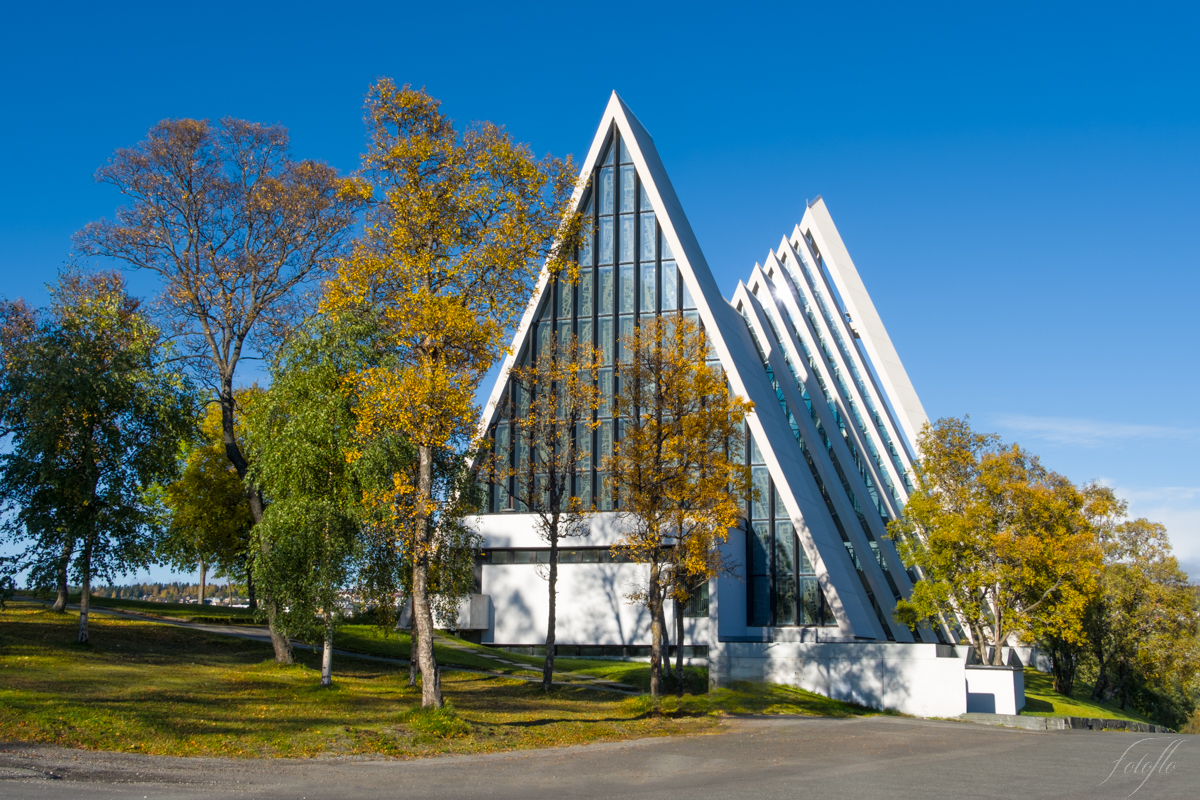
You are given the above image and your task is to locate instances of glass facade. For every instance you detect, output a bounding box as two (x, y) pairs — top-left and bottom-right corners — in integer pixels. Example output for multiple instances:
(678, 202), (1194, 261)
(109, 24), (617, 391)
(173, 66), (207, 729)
(482, 128), (688, 514)
(746, 430), (836, 628)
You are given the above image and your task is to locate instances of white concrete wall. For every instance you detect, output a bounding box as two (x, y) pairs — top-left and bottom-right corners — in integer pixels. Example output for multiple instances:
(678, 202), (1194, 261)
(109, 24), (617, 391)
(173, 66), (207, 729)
(481, 562), (714, 647)
(710, 641), (972, 718)
(466, 512), (630, 549)
(965, 666), (1025, 715)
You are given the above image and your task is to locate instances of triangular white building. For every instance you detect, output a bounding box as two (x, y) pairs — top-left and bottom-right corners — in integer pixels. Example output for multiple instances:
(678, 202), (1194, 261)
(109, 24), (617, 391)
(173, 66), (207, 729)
(467, 94), (1017, 717)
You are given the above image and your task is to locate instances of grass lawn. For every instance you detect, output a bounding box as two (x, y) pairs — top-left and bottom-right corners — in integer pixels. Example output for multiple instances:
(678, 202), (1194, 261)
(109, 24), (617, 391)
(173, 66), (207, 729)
(1021, 668), (1153, 724)
(336, 625), (708, 692)
(0, 601), (875, 759)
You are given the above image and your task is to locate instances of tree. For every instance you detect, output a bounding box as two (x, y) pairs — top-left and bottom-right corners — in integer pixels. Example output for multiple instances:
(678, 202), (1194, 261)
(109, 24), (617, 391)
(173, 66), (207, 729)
(607, 316), (751, 697)
(499, 331), (600, 691)
(243, 318), (366, 686)
(75, 116), (361, 662)
(890, 417), (1107, 665)
(321, 81), (578, 707)
(1087, 518), (1199, 714)
(159, 404), (255, 606)
(0, 271), (195, 643)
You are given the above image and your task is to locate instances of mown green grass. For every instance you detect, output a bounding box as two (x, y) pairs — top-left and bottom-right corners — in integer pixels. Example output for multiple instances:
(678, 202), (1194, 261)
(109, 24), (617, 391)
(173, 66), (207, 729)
(1021, 668), (1153, 723)
(0, 601), (874, 759)
(336, 625), (705, 691)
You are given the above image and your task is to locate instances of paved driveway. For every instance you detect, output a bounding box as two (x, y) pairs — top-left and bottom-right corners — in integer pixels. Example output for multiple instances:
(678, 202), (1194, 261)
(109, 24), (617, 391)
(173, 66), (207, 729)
(1, 716), (1194, 799)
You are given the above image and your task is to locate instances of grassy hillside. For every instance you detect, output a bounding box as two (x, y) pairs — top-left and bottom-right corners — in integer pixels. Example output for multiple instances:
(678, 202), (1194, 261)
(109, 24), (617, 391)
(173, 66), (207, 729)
(1021, 669), (1153, 724)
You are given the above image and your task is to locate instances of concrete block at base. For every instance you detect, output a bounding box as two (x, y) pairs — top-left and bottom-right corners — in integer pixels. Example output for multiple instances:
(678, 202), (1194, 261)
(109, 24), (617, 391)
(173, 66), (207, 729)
(709, 640), (973, 718)
(965, 665), (1025, 715)
(959, 713), (1068, 731)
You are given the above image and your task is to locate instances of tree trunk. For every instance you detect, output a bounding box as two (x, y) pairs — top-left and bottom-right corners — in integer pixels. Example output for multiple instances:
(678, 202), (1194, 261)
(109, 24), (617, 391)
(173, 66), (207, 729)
(1092, 654), (1110, 701)
(674, 595), (686, 695)
(52, 539), (72, 613)
(412, 442), (442, 708)
(648, 561), (663, 698)
(219, 384), (290, 662)
(245, 555), (257, 611)
(77, 535), (93, 644)
(542, 530), (558, 692)
(198, 558), (206, 606)
(1048, 637), (1078, 696)
(408, 624), (418, 687)
(321, 612), (334, 687)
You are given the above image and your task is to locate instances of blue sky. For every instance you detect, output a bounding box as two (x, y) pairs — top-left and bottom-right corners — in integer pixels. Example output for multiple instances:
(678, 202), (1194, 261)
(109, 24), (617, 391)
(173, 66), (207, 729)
(3, 1), (1199, 582)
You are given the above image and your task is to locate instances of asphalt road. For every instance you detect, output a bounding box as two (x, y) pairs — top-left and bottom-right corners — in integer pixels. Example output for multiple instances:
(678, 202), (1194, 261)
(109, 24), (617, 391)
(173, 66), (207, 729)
(1, 716), (1195, 800)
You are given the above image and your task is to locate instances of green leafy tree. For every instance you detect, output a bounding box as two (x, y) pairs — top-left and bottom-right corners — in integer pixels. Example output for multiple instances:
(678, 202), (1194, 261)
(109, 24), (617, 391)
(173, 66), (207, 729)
(1087, 518), (1199, 716)
(890, 417), (1108, 665)
(159, 404), (255, 606)
(0, 270), (196, 643)
(243, 318), (366, 686)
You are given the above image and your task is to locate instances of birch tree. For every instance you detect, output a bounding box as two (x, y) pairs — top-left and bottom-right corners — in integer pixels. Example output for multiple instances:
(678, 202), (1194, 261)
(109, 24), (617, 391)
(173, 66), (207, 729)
(500, 331), (600, 690)
(607, 316), (750, 697)
(243, 317), (366, 686)
(321, 81), (578, 707)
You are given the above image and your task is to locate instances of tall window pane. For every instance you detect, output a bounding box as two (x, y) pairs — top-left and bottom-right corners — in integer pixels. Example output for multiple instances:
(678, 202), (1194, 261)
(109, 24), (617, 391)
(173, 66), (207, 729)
(640, 213), (655, 261)
(598, 367), (613, 416)
(598, 472), (613, 511)
(600, 167), (614, 214)
(799, 577), (821, 624)
(662, 263), (678, 310)
(775, 522), (794, 575)
(618, 315), (634, 362)
(578, 319), (593, 350)
(579, 270), (594, 316)
(599, 421), (613, 462)
(751, 467), (770, 519)
(580, 231), (593, 268)
(640, 263), (656, 312)
(494, 424), (511, 512)
(558, 279), (572, 319)
(598, 266), (614, 314)
(599, 218), (613, 264)
(619, 215), (635, 263)
(639, 182), (653, 212)
(620, 166), (635, 212)
(775, 577), (796, 625)
(598, 318), (613, 364)
(619, 265), (635, 313)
